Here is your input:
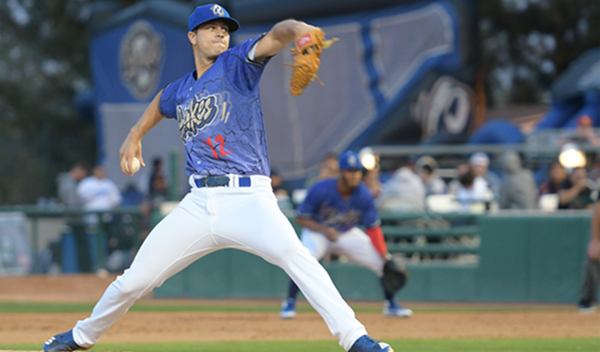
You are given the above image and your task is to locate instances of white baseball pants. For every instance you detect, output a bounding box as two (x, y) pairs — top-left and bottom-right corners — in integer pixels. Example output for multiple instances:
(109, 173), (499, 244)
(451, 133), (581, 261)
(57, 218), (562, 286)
(301, 227), (385, 277)
(73, 175), (367, 351)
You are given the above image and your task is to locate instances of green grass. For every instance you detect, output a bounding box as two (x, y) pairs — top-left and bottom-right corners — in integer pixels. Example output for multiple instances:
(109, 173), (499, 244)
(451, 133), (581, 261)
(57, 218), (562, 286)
(1, 338), (598, 352)
(0, 300), (575, 314)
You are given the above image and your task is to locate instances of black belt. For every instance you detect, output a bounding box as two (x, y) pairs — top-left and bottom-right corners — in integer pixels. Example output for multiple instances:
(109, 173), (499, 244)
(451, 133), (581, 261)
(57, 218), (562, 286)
(194, 175), (251, 188)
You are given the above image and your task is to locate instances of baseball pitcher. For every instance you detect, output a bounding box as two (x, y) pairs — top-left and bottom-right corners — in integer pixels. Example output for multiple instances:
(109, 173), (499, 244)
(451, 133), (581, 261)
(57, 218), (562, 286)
(43, 4), (392, 352)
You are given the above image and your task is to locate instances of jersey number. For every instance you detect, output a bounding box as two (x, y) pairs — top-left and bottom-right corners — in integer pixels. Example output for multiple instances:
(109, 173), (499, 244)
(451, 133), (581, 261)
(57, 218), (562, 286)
(206, 134), (229, 159)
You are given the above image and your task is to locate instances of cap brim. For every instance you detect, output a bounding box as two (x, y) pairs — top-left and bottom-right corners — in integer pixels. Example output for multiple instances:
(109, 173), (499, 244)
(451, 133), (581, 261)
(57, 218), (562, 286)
(190, 17), (240, 33)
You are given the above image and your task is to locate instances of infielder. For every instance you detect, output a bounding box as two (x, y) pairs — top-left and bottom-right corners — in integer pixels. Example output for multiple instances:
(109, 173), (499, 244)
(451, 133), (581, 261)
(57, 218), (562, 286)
(43, 4), (392, 352)
(280, 151), (412, 319)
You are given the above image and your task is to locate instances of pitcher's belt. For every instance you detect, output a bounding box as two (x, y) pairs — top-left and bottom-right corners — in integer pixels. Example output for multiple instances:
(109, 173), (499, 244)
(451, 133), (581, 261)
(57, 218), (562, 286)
(194, 175), (251, 188)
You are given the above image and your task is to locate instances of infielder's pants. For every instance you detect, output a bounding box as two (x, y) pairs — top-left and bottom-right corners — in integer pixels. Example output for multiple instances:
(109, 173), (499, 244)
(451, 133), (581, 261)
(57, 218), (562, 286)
(301, 227), (385, 276)
(73, 176), (367, 351)
(287, 228), (386, 300)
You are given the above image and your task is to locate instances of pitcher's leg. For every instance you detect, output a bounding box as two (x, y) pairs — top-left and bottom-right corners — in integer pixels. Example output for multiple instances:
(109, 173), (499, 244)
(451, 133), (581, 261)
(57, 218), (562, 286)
(281, 229), (331, 318)
(216, 204), (366, 349)
(73, 195), (215, 347)
(276, 243), (367, 350)
(285, 229), (331, 300)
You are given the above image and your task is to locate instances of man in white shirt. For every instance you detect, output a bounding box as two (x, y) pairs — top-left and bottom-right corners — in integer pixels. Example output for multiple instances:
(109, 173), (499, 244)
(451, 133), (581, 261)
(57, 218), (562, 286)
(77, 165), (122, 211)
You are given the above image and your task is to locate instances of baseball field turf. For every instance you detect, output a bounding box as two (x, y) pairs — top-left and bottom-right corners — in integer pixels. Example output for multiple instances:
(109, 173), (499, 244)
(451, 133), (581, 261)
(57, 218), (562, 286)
(1, 337), (598, 352)
(0, 275), (598, 352)
(0, 300), (598, 352)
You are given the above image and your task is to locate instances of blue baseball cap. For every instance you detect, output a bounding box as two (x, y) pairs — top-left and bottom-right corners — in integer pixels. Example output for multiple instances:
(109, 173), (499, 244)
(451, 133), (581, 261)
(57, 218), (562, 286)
(338, 151), (364, 171)
(188, 4), (240, 33)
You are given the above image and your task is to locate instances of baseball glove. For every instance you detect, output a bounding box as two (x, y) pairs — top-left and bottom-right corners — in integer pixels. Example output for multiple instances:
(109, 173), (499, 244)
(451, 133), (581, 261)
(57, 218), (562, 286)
(381, 257), (409, 294)
(285, 28), (339, 96)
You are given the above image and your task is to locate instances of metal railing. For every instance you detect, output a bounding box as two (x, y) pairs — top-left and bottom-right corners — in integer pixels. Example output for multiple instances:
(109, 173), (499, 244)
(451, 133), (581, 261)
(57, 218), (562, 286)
(0, 205), (143, 273)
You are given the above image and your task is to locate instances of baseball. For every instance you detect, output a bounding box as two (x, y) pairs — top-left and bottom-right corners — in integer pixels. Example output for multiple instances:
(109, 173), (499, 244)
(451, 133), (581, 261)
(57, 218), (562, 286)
(126, 157), (141, 174)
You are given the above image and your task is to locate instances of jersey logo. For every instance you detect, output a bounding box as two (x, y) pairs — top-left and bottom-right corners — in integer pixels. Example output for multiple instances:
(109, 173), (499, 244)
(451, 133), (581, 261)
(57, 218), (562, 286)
(211, 5), (225, 17)
(319, 205), (361, 229)
(119, 20), (164, 100)
(177, 94), (219, 140)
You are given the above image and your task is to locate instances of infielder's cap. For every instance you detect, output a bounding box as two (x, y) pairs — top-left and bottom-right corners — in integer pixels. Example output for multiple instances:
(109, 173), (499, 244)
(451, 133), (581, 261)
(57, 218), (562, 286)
(188, 4), (240, 33)
(338, 151), (364, 171)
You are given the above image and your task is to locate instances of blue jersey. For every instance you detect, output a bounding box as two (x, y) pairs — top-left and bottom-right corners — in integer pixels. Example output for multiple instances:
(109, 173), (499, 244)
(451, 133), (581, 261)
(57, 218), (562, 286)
(159, 35), (270, 177)
(297, 178), (380, 232)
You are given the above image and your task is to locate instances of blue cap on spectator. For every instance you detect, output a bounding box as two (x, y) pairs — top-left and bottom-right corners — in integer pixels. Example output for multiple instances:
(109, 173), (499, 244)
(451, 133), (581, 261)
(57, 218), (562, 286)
(338, 151), (364, 171)
(188, 4), (240, 33)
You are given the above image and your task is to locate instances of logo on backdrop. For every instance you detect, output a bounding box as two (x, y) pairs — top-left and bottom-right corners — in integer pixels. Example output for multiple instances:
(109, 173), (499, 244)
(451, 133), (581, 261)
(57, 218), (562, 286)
(120, 20), (165, 100)
(411, 76), (475, 140)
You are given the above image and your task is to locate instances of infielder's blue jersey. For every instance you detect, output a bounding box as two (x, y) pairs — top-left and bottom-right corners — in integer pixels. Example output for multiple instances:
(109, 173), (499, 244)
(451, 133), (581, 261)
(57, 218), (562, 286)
(159, 35), (270, 177)
(297, 179), (380, 232)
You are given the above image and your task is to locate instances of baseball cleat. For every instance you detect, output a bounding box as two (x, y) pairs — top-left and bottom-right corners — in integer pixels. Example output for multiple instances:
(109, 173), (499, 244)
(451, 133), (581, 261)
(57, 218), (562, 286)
(383, 300), (413, 318)
(279, 297), (297, 319)
(43, 329), (88, 351)
(348, 335), (393, 352)
(578, 302), (598, 314)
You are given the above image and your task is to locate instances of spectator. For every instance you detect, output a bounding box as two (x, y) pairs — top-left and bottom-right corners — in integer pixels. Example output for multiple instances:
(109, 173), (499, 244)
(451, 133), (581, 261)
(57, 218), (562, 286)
(539, 161), (569, 196)
(77, 165), (122, 215)
(578, 194), (600, 313)
(121, 183), (145, 207)
(55, 161), (91, 272)
(558, 167), (595, 209)
(77, 165), (132, 272)
(469, 152), (501, 200)
(574, 115), (600, 147)
(305, 152), (339, 188)
(498, 150), (537, 210)
(148, 157), (167, 195)
(142, 170), (169, 228)
(376, 157), (425, 212)
(56, 162), (90, 207)
(270, 170), (293, 210)
(450, 162), (491, 212)
(416, 156), (447, 197)
(362, 165), (382, 198)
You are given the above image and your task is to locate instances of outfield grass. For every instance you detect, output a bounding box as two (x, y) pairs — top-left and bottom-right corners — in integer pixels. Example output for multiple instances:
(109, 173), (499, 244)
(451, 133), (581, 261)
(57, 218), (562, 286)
(1, 337), (599, 352)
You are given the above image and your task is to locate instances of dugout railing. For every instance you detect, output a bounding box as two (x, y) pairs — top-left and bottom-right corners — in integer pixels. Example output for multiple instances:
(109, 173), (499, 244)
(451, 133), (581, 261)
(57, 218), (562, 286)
(0, 205), (143, 274)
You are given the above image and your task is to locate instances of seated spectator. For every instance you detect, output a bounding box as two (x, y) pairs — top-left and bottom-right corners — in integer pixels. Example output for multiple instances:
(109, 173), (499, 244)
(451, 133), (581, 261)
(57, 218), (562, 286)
(498, 150), (537, 210)
(469, 152), (500, 200)
(450, 162), (492, 212)
(305, 152), (339, 188)
(539, 160), (568, 196)
(376, 158), (425, 212)
(416, 156), (447, 197)
(558, 167), (595, 209)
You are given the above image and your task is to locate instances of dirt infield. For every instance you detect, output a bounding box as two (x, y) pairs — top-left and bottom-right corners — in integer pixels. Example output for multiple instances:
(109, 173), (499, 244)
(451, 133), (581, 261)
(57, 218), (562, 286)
(0, 275), (599, 345)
